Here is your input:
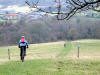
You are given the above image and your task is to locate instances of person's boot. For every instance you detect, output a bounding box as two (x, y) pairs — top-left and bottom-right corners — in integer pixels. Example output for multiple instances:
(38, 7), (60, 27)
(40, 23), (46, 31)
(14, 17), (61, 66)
(20, 56), (22, 60)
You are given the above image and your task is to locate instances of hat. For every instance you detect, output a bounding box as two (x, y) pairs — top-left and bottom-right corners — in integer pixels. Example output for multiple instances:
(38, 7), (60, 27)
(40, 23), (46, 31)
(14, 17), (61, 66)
(21, 36), (25, 38)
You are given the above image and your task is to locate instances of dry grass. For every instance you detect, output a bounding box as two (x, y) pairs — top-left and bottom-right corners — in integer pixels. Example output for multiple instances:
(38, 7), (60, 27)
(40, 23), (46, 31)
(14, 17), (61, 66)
(0, 39), (100, 64)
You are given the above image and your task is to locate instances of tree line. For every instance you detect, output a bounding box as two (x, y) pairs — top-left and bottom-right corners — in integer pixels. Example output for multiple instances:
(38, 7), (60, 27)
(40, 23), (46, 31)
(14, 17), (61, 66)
(0, 16), (100, 46)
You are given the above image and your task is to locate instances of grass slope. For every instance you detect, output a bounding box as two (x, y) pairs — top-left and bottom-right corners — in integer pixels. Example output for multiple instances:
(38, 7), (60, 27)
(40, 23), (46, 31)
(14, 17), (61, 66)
(0, 59), (100, 75)
(57, 41), (72, 57)
(0, 39), (100, 75)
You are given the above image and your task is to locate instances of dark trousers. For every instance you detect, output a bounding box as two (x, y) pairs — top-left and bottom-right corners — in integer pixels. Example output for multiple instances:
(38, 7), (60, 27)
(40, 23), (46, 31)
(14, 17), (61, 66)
(20, 46), (26, 56)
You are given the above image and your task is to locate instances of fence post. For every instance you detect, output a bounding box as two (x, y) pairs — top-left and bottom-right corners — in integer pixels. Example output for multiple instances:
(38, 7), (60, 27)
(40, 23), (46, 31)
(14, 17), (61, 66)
(77, 44), (80, 58)
(8, 47), (10, 60)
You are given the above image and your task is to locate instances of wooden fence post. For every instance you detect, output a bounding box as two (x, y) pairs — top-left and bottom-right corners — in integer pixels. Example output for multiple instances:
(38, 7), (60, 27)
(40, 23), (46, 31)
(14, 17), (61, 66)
(77, 44), (80, 58)
(8, 47), (10, 60)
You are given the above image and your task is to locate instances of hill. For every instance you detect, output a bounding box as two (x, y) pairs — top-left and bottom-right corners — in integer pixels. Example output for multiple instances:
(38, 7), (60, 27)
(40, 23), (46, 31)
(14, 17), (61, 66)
(0, 0), (55, 8)
(0, 39), (100, 75)
(0, 0), (25, 7)
(0, 0), (58, 13)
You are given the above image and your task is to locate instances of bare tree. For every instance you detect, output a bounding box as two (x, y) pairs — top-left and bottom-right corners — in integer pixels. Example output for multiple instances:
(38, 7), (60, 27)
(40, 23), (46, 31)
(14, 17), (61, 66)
(26, 0), (100, 20)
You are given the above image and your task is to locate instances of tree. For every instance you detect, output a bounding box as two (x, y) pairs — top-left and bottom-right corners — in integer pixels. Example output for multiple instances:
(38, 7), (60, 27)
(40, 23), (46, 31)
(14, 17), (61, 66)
(67, 28), (79, 40)
(26, 0), (100, 20)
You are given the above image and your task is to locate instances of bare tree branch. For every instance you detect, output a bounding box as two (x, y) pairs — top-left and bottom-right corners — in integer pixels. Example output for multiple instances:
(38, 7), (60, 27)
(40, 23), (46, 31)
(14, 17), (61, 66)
(26, 0), (100, 20)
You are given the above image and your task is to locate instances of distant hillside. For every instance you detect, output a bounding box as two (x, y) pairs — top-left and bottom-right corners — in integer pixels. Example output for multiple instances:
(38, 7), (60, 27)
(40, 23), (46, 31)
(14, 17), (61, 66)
(0, 0), (65, 8)
(0, 0), (53, 8)
(0, 0), (26, 7)
(0, 0), (57, 13)
(0, 0), (98, 15)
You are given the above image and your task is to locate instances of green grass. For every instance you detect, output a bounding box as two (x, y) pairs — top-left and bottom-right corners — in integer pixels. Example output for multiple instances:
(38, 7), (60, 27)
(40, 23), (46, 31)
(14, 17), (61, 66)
(57, 41), (72, 57)
(0, 19), (18, 23)
(0, 39), (100, 75)
(68, 39), (100, 58)
(0, 19), (7, 23)
(0, 59), (100, 75)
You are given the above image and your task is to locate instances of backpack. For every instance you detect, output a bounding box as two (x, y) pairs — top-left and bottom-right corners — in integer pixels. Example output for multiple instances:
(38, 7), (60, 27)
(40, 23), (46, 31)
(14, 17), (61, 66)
(21, 38), (25, 43)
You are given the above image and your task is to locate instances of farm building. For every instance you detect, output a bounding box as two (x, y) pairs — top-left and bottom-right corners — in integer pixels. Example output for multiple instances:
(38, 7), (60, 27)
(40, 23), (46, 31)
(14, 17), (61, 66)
(5, 14), (20, 20)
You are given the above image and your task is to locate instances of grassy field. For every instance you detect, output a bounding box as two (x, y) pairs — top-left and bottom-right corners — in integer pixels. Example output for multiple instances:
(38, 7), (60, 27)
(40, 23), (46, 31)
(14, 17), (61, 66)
(0, 39), (100, 75)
